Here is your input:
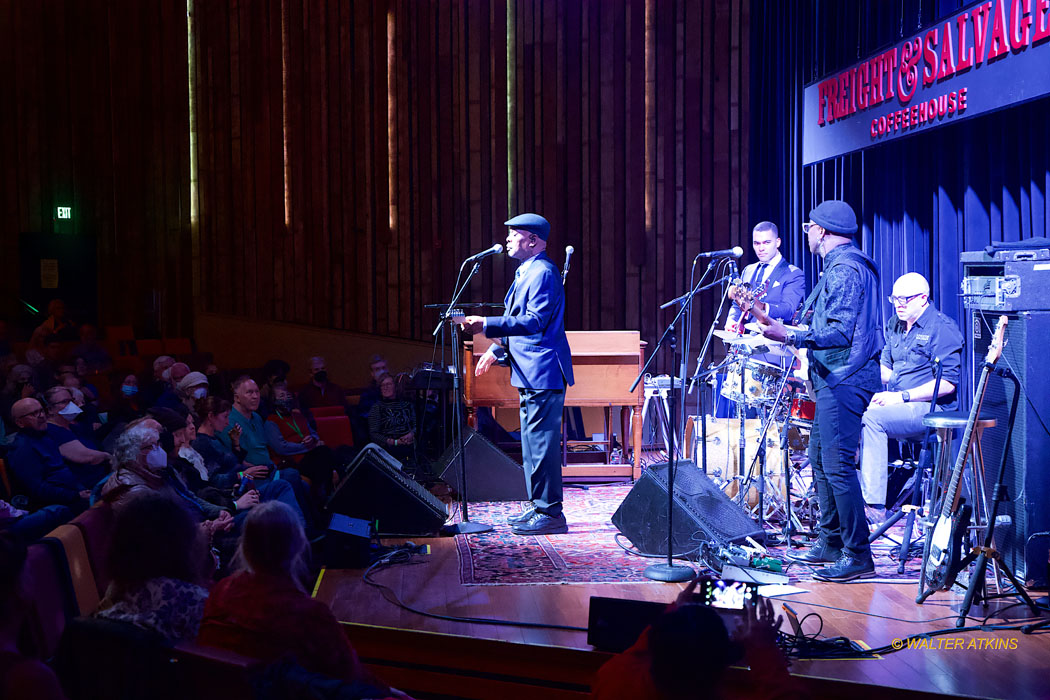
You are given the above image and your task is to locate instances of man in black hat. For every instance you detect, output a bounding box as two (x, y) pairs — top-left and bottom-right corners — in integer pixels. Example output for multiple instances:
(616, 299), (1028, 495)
(460, 213), (575, 535)
(759, 200), (883, 582)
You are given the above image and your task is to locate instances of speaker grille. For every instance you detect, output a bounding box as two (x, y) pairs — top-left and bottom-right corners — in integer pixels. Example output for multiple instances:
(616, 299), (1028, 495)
(971, 311), (1050, 586)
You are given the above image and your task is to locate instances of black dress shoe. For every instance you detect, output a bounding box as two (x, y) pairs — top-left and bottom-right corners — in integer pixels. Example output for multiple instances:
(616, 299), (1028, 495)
(785, 537), (842, 564)
(511, 512), (568, 536)
(507, 507), (536, 526)
(811, 553), (876, 582)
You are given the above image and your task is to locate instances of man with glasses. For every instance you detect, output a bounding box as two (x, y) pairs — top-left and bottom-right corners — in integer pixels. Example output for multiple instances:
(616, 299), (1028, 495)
(859, 272), (962, 520)
(759, 200), (883, 582)
(7, 398), (91, 512)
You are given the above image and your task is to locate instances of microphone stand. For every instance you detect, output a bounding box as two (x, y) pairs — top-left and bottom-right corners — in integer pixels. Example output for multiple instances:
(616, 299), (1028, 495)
(686, 260), (737, 475)
(435, 259), (493, 536)
(632, 265), (731, 582)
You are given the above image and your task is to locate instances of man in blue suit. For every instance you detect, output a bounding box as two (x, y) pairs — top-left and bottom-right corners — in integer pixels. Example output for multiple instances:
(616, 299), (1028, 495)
(725, 222), (806, 366)
(461, 213), (575, 535)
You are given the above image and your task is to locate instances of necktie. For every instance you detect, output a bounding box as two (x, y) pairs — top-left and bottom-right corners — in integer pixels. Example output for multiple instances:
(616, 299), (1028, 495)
(752, 263), (768, 286)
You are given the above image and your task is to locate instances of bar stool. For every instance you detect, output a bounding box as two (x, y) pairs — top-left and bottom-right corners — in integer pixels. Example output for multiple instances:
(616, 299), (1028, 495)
(922, 410), (998, 590)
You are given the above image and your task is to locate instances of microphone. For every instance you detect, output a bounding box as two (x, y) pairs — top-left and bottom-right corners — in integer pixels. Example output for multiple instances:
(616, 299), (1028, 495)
(562, 245), (575, 285)
(696, 246), (744, 259)
(465, 243), (504, 263)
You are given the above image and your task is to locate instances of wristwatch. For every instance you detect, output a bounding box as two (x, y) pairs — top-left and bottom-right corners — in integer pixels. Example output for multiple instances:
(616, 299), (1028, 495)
(901, 390), (911, 403)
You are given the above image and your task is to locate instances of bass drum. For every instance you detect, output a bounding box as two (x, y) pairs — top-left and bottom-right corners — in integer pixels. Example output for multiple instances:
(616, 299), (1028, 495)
(684, 416), (783, 507)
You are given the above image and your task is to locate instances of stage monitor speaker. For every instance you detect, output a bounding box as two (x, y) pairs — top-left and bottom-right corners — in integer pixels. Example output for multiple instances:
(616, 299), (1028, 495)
(612, 460), (765, 555)
(437, 427), (527, 502)
(323, 514), (371, 569)
(971, 310), (1050, 587)
(327, 443), (448, 536)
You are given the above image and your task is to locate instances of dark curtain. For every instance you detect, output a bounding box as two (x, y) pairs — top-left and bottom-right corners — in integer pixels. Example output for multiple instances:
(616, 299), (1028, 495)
(750, 0), (1050, 396)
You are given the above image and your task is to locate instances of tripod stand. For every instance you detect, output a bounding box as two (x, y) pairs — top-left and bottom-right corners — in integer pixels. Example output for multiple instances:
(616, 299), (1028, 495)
(952, 368), (1041, 627)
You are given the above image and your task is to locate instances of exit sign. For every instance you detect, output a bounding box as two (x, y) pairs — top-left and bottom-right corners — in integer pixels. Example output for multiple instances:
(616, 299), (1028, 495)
(56, 206), (71, 219)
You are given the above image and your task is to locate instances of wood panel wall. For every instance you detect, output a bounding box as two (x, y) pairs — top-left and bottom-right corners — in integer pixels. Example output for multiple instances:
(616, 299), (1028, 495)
(0, 0), (193, 336)
(193, 0), (750, 373)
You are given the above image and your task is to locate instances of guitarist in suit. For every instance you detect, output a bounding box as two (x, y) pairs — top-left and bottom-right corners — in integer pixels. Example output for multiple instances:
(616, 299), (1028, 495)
(758, 200), (884, 582)
(726, 222), (806, 368)
(859, 272), (963, 521)
(461, 213), (575, 536)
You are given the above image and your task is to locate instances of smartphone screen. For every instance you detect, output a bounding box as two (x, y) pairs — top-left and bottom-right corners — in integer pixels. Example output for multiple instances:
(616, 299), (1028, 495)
(701, 579), (758, 611)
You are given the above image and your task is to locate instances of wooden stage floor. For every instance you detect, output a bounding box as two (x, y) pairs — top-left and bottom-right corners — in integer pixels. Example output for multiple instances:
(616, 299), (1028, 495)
(315, 531), (1050, 700)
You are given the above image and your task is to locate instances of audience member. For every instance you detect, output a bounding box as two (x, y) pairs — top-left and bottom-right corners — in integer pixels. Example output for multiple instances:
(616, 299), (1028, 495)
(192, 397), (305, 524)
(33, 299), (78, 342)
(141, 356), (176, 408)
(298, 356), (350, 419)
(7, 398), (90, 513)
(43, 386), (111, 488)
(176, 371), (210, 417)
(197, 501), (393, 694)
(591, 577), (806, 700)
(265, 380), (322, 463)
(94, 493), (213, 642)
(153, 362), (191, 410)
(71, 324), (113, 373)
(1, 365), (37, 434)
(205, 363), (231, 401)
(108, 374), (145, 426)
(356, 354), (388, 420)
(32, 334), (66, 390)
(0, 533), (68, 699)
(100, 420), (234, 541)
(368, 373), (416, 463)
(257, 359), (291, 418)
(217, 377), (315, 524)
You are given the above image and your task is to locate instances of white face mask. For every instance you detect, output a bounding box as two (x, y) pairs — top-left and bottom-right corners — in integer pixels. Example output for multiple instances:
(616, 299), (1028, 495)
(145, 445), (168, 470)
(58, 402), (83, 419)
(192, 387), (208, 399)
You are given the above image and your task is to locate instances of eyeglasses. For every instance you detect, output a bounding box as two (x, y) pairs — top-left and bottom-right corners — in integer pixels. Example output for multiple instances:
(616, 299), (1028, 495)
(801, 222), (820, 235)
(14, 408), (46, 420)
(888, 293), (924, 305)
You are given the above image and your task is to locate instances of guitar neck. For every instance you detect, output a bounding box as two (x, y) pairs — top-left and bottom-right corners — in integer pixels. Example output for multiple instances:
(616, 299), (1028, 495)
(939, 363), (992, 520)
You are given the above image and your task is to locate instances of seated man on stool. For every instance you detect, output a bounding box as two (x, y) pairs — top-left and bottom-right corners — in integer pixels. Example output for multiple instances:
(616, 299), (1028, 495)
(860, 272), (963, 521)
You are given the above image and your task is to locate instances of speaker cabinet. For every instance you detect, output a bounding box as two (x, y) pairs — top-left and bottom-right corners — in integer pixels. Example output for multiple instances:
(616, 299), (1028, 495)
(327, 443), (448, 536)
(971, 310), (1050, 587)
(437, 427), (528, 502)
(611, 461), (765, 556)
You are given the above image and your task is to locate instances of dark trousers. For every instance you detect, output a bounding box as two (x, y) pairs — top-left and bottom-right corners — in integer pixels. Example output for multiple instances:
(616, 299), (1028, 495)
(809, 381), (873, 558)
(518, 387), (566, 517)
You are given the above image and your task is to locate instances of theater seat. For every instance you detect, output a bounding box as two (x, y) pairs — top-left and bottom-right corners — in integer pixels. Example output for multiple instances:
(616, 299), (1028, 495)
(163, 337), (193, 355)
(19, 540), (77, 661)
(135, 339), (165, 356)
(315, 416), (355, 448)
(309, 405), (346, 419)
(44, 524), (101, 616)
(71, 503), (116, 599)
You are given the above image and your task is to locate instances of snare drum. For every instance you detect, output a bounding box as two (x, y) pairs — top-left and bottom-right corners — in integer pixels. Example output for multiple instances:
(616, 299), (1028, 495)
(719, 359), (784, 406)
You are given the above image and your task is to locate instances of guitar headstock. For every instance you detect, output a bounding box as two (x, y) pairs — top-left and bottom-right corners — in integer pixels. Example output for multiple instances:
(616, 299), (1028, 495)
(985, 315), (1008, 364)
(728, 282), (768, 308)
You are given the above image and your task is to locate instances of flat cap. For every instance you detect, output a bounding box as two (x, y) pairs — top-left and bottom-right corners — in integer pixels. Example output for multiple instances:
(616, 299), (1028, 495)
(504, 213), (550, 241)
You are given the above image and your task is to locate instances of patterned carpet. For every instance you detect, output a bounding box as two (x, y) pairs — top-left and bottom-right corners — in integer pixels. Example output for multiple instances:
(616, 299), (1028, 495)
(454, 482), (933, 586)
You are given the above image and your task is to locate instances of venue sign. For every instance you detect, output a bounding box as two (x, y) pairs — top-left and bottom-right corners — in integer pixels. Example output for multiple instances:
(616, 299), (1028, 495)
(803, 0), (1050, 164)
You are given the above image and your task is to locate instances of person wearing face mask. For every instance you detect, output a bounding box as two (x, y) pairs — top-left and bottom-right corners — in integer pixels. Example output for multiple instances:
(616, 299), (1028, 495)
(759, 200), (883, 583)
(140, 355), (176, 408)
(858, 273), (962, 522)
(153, 362), (192, 411)
(264, 381), (322, 462)
(257, 359), (291, 419)
(43, 386), (112, 488)
(7, 398), (91, 512)
(298, 356), (350, 422)
(176, 371), (211, 418)
(101, 419), (235, 540)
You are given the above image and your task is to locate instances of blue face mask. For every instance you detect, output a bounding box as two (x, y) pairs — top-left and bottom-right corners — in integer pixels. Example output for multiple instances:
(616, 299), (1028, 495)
(121, 385), (138, 397)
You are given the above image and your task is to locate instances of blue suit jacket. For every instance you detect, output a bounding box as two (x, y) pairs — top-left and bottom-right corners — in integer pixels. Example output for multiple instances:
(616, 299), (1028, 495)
(484, 252), (575, 390)
(728, 257), (806, 325)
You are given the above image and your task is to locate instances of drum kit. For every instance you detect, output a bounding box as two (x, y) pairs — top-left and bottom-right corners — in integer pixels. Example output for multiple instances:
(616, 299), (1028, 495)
(694, 322), (818, 537)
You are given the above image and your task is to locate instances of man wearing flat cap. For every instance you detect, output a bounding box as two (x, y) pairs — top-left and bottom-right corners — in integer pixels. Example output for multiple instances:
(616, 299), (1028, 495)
(760, 199), (883, 582)
(460, 213), (575, 535)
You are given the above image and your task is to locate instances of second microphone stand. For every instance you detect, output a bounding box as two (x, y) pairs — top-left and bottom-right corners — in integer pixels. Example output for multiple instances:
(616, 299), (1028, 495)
(434, 259), (492, 536)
